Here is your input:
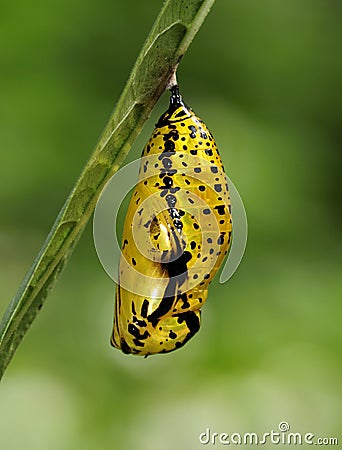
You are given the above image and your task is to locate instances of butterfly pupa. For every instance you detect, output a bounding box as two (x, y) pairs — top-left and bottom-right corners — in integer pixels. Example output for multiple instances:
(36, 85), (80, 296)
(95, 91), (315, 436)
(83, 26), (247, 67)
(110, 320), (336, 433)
(111, 85), (232, 356)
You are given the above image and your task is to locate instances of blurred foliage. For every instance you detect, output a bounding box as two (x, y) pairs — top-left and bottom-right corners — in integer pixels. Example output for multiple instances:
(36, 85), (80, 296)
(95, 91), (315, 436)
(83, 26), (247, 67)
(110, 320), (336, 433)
(0, 0), (341, 449)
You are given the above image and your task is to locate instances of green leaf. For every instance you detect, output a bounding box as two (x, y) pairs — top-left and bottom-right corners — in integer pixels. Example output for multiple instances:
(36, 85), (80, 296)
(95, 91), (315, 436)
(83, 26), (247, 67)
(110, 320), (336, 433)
(0, 0), (215, 379)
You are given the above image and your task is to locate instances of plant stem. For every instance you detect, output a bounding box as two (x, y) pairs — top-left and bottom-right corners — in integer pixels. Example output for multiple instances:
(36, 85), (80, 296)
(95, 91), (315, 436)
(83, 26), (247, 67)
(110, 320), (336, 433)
(0, 0), (215, 380)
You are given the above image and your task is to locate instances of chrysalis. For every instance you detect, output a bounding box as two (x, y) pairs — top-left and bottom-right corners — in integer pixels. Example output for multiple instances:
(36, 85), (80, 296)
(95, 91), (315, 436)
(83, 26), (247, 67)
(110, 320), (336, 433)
(111, 85), (232, 355)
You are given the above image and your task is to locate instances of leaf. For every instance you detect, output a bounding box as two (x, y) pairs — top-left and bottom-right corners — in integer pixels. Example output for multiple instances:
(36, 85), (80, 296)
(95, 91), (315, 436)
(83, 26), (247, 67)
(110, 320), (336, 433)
(0, 0), (216, 379)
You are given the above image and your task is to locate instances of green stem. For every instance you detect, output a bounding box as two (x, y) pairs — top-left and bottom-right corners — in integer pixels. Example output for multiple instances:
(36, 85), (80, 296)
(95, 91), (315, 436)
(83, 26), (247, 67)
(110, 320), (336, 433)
(0, 0), (215, 380)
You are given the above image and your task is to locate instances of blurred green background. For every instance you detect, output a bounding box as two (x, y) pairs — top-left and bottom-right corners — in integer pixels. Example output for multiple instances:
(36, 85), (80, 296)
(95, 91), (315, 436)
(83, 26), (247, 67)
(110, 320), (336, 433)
(1, 0), (341, 448)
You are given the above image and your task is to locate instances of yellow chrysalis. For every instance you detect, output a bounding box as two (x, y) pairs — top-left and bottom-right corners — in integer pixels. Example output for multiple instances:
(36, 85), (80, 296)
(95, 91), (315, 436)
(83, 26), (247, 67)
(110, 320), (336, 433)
(111, 85), (232, 355)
